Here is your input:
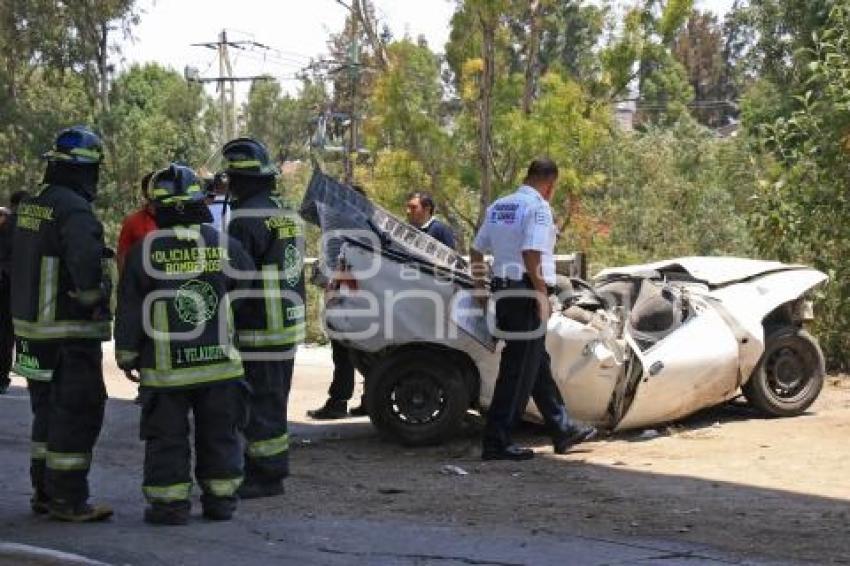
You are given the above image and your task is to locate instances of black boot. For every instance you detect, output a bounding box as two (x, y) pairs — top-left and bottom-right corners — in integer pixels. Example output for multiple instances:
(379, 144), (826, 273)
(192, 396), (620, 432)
(144, 501), (190, 526)
(49, 500), (113, 522)
(201, 494), (236, 521)
(307, 398), (347, 420)
(237, 480), (284, 500)
(30, 491), (50, 515)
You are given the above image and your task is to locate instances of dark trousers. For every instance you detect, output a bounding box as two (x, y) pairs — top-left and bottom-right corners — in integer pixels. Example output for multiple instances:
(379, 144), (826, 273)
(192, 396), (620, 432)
(483, 294), (573, 449)
(141, 380), (247, 511)
(0, 276), (13, 385)
(28, 341), (106, 505)
(243, 358), (293, 484)
(328, 340), (355, 401)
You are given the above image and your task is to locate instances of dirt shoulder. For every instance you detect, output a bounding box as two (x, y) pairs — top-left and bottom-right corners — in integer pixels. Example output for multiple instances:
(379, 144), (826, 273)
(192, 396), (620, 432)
(280, 378), (850, 565)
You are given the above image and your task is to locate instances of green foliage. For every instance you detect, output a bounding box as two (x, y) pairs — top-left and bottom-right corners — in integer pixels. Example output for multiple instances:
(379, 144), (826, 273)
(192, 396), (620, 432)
(2, 0), (847, 363)
(241, 78), (329, 162)
(97, 64), (215, 238)
(748, 4), (850, 369)
(586, 119), (755, 270)
(0, 70), (92, 198)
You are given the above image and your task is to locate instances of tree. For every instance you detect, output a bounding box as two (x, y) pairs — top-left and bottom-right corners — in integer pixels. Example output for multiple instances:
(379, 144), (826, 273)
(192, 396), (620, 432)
(748, 4), (850, 369)
(362, 39), (473, 242)
(537, 0), (609, 86)
(729, 0), (839, 134)
(673, 10), (735, 126)
(599, 0), (695, 124)
(0, 0), (139, 199)
(99, 63), (214, 234)
(242, 76), (330, 163)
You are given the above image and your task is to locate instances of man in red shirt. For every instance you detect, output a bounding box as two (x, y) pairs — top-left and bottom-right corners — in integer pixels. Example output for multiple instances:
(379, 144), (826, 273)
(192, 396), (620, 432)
(116, 172), (157, 272)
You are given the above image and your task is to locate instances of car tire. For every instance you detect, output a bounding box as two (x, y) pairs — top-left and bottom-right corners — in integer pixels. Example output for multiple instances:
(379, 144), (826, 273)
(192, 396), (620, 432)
(743, 326), (825, 417)
(366, 349), (470, 446)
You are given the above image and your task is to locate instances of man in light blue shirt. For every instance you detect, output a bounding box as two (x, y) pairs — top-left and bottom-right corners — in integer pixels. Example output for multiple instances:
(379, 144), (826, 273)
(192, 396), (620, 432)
(471, 158), (596, 461)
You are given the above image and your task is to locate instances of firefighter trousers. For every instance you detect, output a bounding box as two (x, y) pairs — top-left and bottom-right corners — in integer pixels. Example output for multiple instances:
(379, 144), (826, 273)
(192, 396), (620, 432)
(140, 379), (247, 513)
(27, 340), (106, 506)
(243, 358), (293, 484)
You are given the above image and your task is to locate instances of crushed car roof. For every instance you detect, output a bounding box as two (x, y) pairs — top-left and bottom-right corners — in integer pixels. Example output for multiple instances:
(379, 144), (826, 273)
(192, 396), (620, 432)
(595, 256), (810, 286)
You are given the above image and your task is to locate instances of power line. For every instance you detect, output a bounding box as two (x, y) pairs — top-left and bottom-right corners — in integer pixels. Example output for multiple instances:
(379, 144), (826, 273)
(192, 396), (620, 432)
(188, 30), (276, 142)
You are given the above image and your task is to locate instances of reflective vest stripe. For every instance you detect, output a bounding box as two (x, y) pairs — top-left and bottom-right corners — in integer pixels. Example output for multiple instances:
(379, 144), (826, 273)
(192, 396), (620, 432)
(153, 301), (171, 371)
(202, 477), (243, 497)
(46, 451), (91, 471)
(237, 322), (305, 348)
(31, 442), (47, 460)
(262, 264), (285, 331)
(226, 159), (262, 169)
(14, 363), (53, 382)
(143, 482), (192, 503)
(13, 319), (111, 340)
(247, 433), (289, 459)
(115, 349), (139, 366)
(39, 256), (58, 322)
(141, 359), (243, 388)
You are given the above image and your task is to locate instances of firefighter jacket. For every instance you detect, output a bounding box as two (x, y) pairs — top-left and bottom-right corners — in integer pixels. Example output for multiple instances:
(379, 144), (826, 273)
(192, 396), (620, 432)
(114, 224), (254, 389)
(227, 191), (306, 352)
(11, 184), (111, 380)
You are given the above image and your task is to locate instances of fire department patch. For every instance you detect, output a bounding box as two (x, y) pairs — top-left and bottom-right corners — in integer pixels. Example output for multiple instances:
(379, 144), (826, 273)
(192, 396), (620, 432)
(283, 244), (302, 286)
(175, 279), (218, 324)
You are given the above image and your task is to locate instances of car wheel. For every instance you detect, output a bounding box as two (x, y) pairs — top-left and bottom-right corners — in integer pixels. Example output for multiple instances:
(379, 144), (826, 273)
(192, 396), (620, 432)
(743, 327), (825, 417)
(366, 350), (470, 446)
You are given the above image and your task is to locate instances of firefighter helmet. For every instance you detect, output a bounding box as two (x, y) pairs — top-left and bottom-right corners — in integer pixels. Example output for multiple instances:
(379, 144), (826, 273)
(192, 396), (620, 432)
(148, 164), (205, 206)
(221, 137), (277, 177)
(42, 126), (103, 165)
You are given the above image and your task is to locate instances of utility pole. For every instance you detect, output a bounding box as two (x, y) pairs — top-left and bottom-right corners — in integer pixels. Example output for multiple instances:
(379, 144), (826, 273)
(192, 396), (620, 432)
(218, 30), (235, 142)
(189, 30), (274, 144)
(345, 15), (360, 184)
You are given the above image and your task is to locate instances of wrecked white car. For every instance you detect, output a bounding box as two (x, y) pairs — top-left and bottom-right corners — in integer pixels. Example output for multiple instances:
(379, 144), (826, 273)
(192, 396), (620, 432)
(300, 171), (828, 446)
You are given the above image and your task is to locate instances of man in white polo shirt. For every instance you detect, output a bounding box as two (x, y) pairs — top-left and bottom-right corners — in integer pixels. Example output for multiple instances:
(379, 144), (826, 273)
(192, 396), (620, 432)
(470, 158), (596, 461)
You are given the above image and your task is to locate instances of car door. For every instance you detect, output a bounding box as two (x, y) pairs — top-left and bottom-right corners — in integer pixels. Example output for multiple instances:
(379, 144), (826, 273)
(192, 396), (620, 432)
(615, 296), (741, 430)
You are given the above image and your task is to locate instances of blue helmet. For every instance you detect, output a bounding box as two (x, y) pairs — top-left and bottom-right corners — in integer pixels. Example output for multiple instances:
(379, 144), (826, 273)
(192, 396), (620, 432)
(43, 126), (104, 165)
(221, 137), (277, 177)
(148, 164), (205, 207)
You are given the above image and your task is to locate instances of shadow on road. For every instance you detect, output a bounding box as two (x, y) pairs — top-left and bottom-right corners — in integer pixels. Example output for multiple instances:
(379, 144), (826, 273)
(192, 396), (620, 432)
(2, 384), (848, 565)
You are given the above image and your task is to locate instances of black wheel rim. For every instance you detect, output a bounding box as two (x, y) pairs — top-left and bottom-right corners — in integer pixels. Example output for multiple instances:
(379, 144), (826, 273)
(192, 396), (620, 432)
(765, 344), (813, 402)
(389, 374), (447, 425)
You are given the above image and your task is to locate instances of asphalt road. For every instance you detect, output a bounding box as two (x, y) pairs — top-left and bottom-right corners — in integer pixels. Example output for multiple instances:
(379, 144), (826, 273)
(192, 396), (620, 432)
(0, 345), (777, 565)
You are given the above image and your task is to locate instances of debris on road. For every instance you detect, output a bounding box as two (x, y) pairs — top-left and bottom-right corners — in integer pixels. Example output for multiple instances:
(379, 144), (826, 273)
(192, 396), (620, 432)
(441, 465), (469, 476)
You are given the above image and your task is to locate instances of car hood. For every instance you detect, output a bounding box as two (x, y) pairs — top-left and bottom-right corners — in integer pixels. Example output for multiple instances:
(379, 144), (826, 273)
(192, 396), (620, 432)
(595, 256), (812, 286)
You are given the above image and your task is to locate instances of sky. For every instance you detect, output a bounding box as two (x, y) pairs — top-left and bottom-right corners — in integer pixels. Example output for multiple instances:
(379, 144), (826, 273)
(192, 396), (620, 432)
(118, 0), (736, 100)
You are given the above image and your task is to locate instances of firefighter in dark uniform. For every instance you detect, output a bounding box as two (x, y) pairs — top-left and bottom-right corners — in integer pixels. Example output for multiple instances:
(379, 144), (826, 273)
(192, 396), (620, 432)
(470, 158), (596, 461)
(220, 138), (306, 499)
(11, 126), (113, 521)
(115, 164), (254, 525)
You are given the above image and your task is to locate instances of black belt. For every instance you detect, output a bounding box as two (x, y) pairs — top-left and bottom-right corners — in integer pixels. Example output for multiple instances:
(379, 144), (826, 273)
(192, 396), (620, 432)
(491, 275), (556, 296)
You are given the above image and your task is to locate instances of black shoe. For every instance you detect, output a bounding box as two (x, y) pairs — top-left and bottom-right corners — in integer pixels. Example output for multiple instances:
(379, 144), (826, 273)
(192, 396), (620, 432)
(48, 501), (113, 522)
(144, 504), (189, 526)
(237, 480), (284, 500)
(202, 506), (234, 521)
(307, 399), (348, 420)
(553, 424), (598, 454)
(200, 493), (236, 521)
(349, 404), (368, 417)
(481, 444), (535, 461)
(0, 379), (9, 395)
